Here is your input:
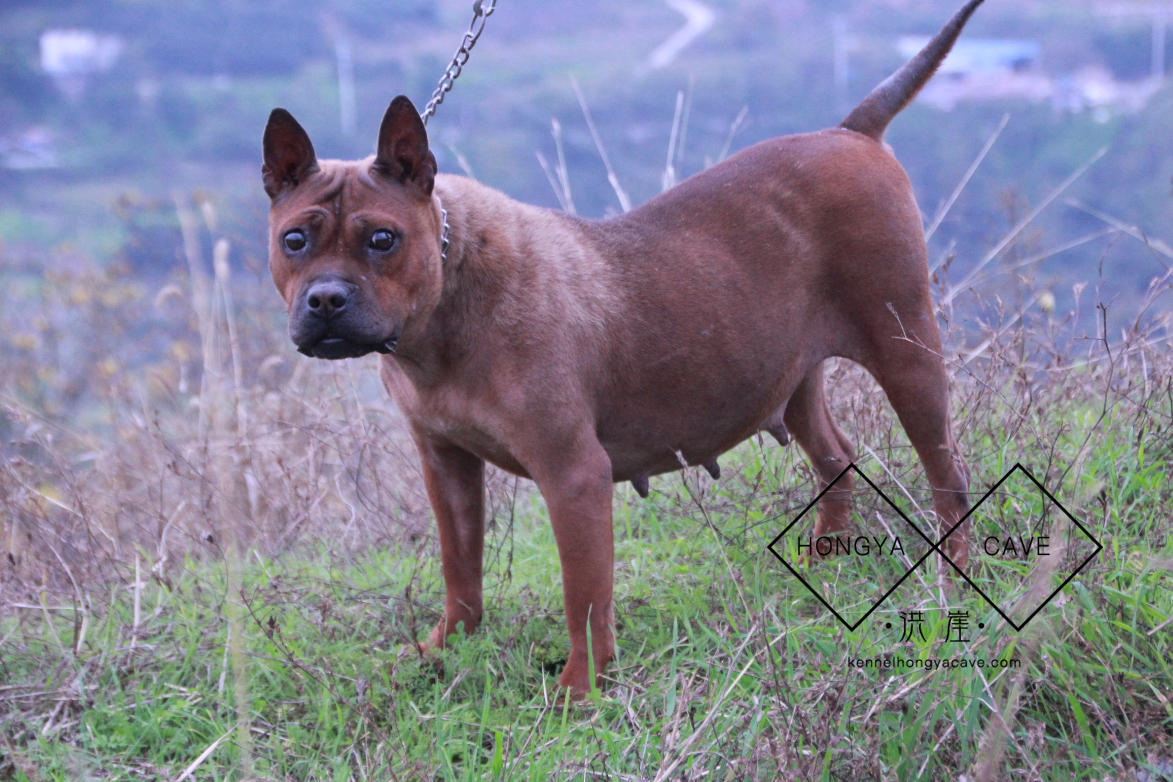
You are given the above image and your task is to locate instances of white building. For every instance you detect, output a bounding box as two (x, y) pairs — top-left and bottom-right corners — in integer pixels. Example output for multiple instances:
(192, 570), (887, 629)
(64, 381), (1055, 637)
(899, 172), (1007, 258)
(40, 29), (123, 97)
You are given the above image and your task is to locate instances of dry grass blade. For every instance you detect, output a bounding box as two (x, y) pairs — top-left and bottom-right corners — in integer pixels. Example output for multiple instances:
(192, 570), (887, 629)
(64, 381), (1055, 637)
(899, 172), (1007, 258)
(1067, 199), (1173, 268)
(717, 105), (748, 165)
(447, 144), (476, 180)
(963, 228), (1119, 288)
(551, 118), (576, 215)
(652, 623), (774, 782)
(969, 554), (1063, 781)
(570, 75), (631, 213)
(958, 292), (1045, 368)
(169, 727), (233, 782)
(662, 90), (685, 192)
(943, 146), (1108, 305)
(537, 151), (572, 215)
(924, 112), (1009, 243)
(536, 119), (576, 214)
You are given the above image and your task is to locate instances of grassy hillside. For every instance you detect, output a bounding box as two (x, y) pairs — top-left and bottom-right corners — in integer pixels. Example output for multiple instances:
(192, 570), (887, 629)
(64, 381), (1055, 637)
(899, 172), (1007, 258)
(1, 199), (1171, 778)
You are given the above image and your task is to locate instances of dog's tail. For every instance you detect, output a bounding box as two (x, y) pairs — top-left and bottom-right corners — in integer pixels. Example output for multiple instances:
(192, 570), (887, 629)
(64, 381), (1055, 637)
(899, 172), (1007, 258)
(840, 0), (985, 141)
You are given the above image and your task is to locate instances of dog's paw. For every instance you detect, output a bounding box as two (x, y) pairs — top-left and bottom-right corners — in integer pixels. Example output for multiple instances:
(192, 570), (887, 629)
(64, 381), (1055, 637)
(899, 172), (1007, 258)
(397, 641), (446, 679)
(942, 538), (970, 574)
(557, 676), (603, 704)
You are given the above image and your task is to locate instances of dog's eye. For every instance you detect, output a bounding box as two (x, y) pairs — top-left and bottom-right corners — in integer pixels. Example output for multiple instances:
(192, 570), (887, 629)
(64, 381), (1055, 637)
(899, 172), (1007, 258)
(283, 230), (306, 252)
(369, 230), (396, 252)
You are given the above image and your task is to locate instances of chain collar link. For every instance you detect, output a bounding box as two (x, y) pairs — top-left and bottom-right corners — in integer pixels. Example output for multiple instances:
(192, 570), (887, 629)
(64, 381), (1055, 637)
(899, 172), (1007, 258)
(420, 0), (498, 127)
(436, 196), (451, 262)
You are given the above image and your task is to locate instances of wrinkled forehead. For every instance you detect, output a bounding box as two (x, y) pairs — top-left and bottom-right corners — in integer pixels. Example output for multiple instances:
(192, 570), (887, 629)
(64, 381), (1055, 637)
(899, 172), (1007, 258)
(270, 158), (419, 226)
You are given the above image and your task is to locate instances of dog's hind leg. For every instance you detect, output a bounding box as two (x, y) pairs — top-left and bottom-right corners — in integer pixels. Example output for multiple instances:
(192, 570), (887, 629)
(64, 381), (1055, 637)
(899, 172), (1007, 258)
(784, 361), (856, 541)
(863, 322), (972, 571)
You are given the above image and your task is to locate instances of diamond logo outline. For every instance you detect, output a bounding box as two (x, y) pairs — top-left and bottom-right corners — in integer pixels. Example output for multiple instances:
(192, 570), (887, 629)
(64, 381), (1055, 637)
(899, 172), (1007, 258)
(766, 462), (943, 631)
(931, 463), (1103, 631)
(766, 462), (1103, 633)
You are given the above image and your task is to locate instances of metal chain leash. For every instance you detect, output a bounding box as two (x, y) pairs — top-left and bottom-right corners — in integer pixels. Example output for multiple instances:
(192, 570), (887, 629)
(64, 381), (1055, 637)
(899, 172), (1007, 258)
(420, 1), (498, 262)
(420, 0), (498, 126)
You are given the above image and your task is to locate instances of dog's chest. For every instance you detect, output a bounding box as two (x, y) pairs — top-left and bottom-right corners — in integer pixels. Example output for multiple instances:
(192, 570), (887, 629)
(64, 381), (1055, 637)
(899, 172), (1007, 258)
(422, 410), (532, 478)
(381, 362), (532, 477)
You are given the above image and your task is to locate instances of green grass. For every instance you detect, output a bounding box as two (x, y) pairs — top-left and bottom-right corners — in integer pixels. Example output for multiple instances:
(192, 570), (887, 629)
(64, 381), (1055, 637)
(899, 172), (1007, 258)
(2, 401), (1171, 781)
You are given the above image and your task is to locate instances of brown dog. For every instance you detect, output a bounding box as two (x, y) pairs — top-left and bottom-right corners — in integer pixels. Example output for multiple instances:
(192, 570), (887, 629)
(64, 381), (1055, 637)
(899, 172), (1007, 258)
(262, 0), (983, 696)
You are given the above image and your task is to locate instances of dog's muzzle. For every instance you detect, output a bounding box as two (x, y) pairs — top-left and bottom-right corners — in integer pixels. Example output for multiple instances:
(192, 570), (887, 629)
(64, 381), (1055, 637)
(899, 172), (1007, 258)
(290, 277), (399, 360)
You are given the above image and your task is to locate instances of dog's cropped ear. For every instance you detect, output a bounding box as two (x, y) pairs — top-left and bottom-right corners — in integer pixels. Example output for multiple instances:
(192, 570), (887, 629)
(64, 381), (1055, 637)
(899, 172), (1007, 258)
(373, 96), (437, 196)
(262, 109), (319, 200)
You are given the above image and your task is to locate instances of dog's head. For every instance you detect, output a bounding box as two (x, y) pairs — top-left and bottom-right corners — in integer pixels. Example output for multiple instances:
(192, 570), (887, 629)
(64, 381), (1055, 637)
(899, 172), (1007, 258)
(263, 95), (442, 360)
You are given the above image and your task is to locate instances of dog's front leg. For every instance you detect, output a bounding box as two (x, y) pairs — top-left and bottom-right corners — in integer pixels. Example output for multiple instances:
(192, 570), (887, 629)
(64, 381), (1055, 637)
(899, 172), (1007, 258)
(531, 438), (616, 698)
(415, 436), (486, 649)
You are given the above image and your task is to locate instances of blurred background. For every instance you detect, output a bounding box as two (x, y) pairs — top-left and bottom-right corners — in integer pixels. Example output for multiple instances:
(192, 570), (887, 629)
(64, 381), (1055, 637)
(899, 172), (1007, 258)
(2, 0), (1172, 413)
(3, 0), (1172, 262)
(3, 0), (1173, 300)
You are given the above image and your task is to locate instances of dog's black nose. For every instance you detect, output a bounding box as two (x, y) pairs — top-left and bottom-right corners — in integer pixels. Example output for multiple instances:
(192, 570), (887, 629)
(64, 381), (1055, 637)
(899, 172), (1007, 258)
(305, 279), (351, 318)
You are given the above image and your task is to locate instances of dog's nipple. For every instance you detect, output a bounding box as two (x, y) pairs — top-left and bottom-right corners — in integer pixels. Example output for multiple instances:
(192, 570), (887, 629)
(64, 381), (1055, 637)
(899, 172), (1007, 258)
(766, 423), (790, 447)
(762, 409), (791, 447)
(631, 476), (650, 499)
